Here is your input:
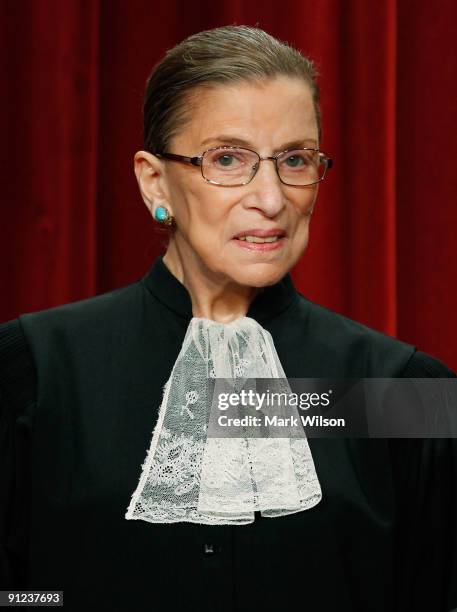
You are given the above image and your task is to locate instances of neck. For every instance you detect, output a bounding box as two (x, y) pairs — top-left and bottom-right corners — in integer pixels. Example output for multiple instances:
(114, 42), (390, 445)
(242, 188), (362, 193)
(163, 238), (262, 323)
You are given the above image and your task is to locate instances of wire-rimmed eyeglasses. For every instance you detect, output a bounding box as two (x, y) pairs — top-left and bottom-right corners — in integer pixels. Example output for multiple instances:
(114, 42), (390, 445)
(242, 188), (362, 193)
(153, 146), (333, 187)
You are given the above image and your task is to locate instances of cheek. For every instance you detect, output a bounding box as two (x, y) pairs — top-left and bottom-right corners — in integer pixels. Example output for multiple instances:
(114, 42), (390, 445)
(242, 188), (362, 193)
(171, 183), (232, 244)
(189, 195), (230, 237)
(293, 217), (311, 246)
(289, 189), (317, 246)
(296, 185), (318, 214)
(288, 188), (318, 230)
(167, 179), (205, 229)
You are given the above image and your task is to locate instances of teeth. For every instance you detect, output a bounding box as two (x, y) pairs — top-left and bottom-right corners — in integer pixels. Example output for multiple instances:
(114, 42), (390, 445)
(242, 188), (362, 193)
(237, 235), (281, 243)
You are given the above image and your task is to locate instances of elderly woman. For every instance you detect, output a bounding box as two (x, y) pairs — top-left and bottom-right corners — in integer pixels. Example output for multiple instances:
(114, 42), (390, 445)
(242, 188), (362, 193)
(0, 25), (456, 612)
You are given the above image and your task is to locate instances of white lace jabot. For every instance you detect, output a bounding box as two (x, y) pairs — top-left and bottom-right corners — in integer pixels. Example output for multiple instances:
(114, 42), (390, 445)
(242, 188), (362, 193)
(125, 316), (322, 525)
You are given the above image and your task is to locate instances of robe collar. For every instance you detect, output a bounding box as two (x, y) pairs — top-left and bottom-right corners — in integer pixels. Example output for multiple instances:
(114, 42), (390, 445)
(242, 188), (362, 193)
(142, 255), (298, 323)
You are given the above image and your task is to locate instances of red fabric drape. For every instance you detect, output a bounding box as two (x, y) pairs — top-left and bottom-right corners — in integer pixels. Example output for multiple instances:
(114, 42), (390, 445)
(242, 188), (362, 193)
(1, 0), (456, 369)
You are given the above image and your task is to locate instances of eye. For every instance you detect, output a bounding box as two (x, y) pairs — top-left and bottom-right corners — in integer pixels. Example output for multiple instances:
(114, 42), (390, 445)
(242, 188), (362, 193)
(286, 156), (302, 167)
(216, 154), (236, 167)
(284, 153), (308, 167)
(209, 150), (246, 169)
(279, 150), (319, 173)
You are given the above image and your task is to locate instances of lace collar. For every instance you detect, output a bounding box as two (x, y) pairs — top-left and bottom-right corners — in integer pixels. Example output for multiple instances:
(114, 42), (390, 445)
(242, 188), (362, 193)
(125, 255), (322, 525)
(125, 315), (322, 525)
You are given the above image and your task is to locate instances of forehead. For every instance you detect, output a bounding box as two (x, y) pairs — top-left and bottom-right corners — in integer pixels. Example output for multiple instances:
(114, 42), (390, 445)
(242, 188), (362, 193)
(173, 76), (318, 150)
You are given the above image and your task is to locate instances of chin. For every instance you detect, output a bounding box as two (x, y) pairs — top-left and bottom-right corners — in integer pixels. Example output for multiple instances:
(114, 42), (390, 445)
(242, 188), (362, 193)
(230, 262), (289, 288)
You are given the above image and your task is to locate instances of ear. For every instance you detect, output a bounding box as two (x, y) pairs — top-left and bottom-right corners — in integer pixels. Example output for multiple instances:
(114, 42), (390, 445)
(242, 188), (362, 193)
(133, 150), (174, 218)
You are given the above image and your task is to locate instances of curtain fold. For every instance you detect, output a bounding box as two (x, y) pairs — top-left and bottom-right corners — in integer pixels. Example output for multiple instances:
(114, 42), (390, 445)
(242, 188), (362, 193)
(1, 0), (100, 309)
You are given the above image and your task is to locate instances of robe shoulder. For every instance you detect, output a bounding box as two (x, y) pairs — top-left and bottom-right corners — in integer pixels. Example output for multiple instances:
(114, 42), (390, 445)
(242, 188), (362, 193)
(0, 280), (140, 416)
(402, 350), (456, 377)
(288, 293), (456, 377)
(19, 278), (143, 336)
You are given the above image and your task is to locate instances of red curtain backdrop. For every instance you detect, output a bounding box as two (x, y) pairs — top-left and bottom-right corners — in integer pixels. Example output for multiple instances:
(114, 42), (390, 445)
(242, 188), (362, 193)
(1, 0), (456, 370)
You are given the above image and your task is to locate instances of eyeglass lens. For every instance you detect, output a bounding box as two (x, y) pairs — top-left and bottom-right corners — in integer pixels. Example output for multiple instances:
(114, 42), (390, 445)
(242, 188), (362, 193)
(201, 148), (326, 186)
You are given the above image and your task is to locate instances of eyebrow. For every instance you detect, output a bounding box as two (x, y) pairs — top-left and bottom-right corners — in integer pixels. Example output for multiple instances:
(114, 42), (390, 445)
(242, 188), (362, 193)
(200, 135), (318, 150)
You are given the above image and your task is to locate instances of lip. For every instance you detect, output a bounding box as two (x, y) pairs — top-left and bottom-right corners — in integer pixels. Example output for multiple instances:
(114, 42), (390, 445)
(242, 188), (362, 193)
(231, 236), (287, 252)
(232, 228), (287, 239)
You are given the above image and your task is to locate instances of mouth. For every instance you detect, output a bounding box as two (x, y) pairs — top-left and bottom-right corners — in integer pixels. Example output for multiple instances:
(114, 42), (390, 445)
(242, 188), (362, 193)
(232, 228), (287, 243)
(231, 233), (287, 252)
(237, 235), (282, 244)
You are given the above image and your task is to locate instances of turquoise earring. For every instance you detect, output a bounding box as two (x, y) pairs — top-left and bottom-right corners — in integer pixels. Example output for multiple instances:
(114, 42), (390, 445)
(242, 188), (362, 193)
(154, 206), (174, 226)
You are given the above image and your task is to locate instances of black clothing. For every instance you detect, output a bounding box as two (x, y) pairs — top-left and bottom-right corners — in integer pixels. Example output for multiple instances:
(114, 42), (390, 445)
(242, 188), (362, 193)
(0, 255), (456, 611)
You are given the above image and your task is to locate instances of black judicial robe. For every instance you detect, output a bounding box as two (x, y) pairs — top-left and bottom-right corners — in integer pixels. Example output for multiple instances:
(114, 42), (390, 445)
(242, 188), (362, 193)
(0, 255), (456, 612)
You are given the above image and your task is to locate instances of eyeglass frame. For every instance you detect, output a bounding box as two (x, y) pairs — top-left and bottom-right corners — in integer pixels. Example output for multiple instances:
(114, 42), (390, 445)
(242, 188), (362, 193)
(152, 145), (333, 187)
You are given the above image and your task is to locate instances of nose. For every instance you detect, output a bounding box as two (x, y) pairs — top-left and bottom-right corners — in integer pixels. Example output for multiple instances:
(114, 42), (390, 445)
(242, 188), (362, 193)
(241, 158), (287, 217)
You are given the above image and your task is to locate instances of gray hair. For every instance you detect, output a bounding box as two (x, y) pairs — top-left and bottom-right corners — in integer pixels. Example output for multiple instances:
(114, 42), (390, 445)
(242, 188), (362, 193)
(143, 25), (322, 154)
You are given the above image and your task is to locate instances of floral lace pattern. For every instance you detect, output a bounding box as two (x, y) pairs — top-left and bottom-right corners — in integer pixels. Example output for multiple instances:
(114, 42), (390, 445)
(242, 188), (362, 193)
(125, 316), (322, 525)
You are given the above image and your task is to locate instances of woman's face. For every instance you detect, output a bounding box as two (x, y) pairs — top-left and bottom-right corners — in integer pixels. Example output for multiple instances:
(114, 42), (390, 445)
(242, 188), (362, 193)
(157, 76), (320, 288)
